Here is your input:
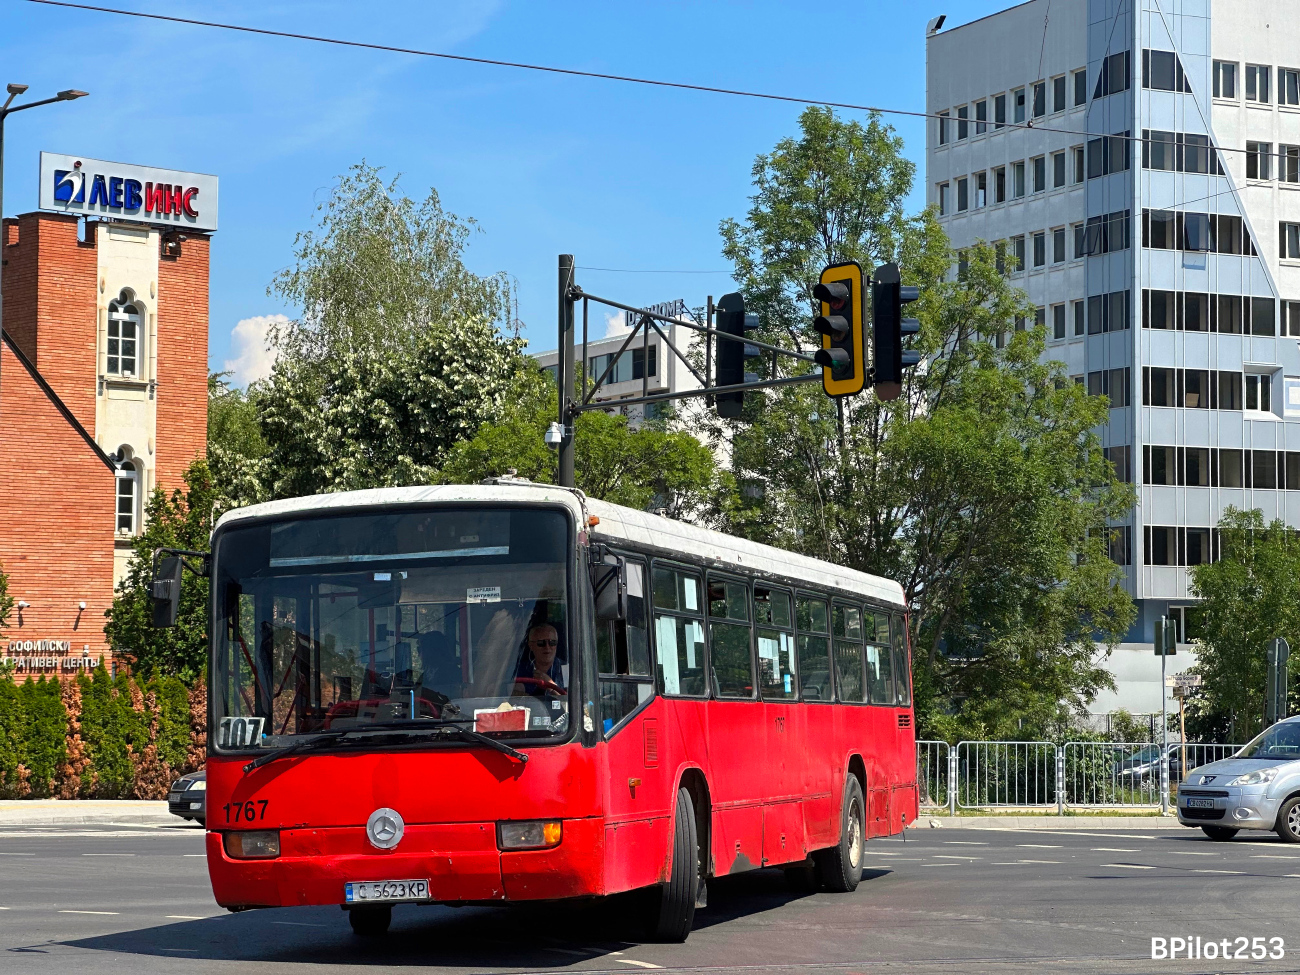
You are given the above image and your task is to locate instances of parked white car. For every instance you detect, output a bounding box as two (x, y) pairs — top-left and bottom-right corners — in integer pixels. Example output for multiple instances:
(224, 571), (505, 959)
(1176, 716), (1300, 842)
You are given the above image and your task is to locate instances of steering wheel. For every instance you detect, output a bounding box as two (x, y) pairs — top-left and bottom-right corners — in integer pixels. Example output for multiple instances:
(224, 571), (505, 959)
(515, 676), (567, 696)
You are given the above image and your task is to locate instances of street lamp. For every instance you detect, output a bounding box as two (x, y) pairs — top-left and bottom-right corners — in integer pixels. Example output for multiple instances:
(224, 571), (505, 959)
(0, 83), (89, 339)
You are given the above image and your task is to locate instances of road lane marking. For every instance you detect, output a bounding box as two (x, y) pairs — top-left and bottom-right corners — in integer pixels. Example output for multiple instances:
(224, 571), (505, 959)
(942, 841), (989, 845)
(933, 855), (981, 860)
(1167, 851), (1218, 856)
(1251, 854), (1300, 859)
(0, 853), (35, 856)
(82, 853), (134, 856)
(982, 828), (1158, 839)
(617, 961), (663, 969)
(991, 862), (1021, 865)
(1091, 848), (1139, 852)
(1100, 863), (1154, 869)
(58, 910), (119, 915)
(922, 863), (957, 867)
(166, 916), (209, 920)
(183, 854), (206, 857)
(1017, 844), (1063, 848)
(1017, 859), (1061, 864)
(1193, 869), (1246, 874)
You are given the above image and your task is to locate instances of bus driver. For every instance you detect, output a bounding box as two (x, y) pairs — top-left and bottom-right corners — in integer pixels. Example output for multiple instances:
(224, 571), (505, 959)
(513, 623), (566, 699)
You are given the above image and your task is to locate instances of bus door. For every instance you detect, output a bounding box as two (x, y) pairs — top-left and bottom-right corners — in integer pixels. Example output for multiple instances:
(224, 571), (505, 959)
(865, 610), (897, 837)
(755, 585), (804, 866)
(890, 611), (917, 832)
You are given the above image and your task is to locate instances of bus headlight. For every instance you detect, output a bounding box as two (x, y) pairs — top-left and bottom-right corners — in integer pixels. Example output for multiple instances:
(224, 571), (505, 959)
(497, 820), (562, 850)
(223, 830), (281, 859)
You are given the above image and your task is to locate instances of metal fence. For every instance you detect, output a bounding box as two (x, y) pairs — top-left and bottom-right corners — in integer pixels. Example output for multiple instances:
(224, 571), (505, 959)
(916, 739), (1244, 814)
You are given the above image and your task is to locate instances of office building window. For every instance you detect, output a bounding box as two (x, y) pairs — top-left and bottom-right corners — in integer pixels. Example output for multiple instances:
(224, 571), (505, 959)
(1033, 81), (1046, 117)
(1096, 51), (1132, 97)
(1144, 130), (1175, 171)
(994, 166), (1007, 203)
(1280, 222), (1300, 259)
(1247, 64), (1270, 102)
(1073, 68), (1088, 106)
(1052, 150), (1066, 188)
(1218, 372), (1244, 410)
(1280, 68), (1300, 106)
(1250, 297), (1276, 336)
(1052, 75), (1067, 113)
(1143, 50), (1192, 92)
(1247, 142), (1272, 180)
(1035, 307), (1046, 330)
(1011, 235), (1026, 272)
(1144, 367), (1176, 407)
(976, 171), (987, 207)
(1088, 132), (1131, 177)
(1013, 87), (1026, 122)
(957, 177), (969, 212)
(1144, 210), (1257, 256)
(1286, 300), (1300, 337)
(1185, 292), (1210, 332)
(1105, 445), (1132, 483)
(1013, 161), (1026, 198)
(1072, 146), (1085, 183)
(1032, 155), (1046, 193)
(1087, 367), (1131, 407)
(975, 99), (987, 134)
(1141, 131), (1224, 175)
(106, 293), (141, 378)
(1280, 145), (1300, 183)
(1183, 370), (1210, 408)
(938, 111), (950, 145)
(995, 241), (1007, 275)
(1087, 290), (1131, 333)
(957, 105), (969, 140)
(994, 93), (1006, 128)
(937, 183), (949, 216)
(1144, 290), (1178, 330)
(1072, 300), (1085, 336)
(1081, 210), (1131, 255)
(1107, 525), (1132, 565)
(116, 462), (138, 535)
(1052, 227), (1066, 263)
(1213, 60), (1237, 98)
(1186, 448), (1212, 487)
(1051, 303), (1066, 340)
(1033, 231), (1046, 268)
(1145, 445), (1177, 485)
(1246, 374), (1273, 413)
(1146, 526), (1175, 566)
(1072, 222), (1086, 258)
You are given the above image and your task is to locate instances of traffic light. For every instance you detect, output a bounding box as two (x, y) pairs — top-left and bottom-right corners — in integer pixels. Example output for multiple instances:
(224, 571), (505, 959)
(715, 292), (759, 418)
(813, 262), (865, 397)
(871, 262), (922, 401)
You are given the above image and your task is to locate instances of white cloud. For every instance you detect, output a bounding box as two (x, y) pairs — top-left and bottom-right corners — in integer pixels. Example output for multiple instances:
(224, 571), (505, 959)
(223, 315), (287, 387)
(603, 311), (630, 338)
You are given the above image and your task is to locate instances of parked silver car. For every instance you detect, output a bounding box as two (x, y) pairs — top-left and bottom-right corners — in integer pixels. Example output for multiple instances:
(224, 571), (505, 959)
(1176, 716), (1300, 842)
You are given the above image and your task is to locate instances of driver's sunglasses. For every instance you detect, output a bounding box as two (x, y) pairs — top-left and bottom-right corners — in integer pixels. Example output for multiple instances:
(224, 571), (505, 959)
(531, 638), (559, 647)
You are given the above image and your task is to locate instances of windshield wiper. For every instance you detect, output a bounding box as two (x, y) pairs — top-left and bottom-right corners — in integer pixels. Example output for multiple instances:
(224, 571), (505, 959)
(242, 719), (526, 773)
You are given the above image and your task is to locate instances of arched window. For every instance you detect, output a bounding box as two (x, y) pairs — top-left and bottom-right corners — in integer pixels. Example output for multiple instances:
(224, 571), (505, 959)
(116, 461), (138, 534)
(107, 290), (142, 378)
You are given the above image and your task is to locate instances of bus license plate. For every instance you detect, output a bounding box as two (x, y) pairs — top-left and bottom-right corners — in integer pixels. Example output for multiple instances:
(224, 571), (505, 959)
(1185, 798), (1215, 809)
(345, 879), (430, 904)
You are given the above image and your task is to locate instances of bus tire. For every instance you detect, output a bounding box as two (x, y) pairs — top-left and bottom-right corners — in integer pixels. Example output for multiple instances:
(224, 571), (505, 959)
(348, 905), (391, 937)
(646, 786), (698, 943)
(814, 776), (864, 893)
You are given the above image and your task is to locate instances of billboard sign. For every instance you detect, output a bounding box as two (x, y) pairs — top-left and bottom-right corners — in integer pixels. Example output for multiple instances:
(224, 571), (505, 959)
(39, 152), (218, 232)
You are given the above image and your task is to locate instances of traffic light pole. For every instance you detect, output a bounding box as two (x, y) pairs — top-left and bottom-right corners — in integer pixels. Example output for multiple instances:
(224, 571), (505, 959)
(558, 254), (577, 489)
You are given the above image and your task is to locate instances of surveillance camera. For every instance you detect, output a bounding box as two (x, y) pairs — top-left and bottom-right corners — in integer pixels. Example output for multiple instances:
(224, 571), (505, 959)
(78, 601), (87, 611)
(17, 600), (30, 610)
(544, 422), (565, 448)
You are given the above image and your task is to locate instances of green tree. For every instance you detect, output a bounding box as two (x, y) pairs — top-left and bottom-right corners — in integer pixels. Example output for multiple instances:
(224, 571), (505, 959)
(104, 459), (215, 680)
(439, 367), (717, 517)
(0, 559), (13, 638)
(256, 163), (524, 498)
(1187, 507), (1300, 742)
(714, 107), (1135, 738)
(207, 372), (269, 509)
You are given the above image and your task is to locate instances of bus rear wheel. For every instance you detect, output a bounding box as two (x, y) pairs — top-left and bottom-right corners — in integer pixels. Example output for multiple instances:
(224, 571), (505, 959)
(645, 786), (699, 943)
(814, 776), (865, 893)
(348, 905), (391, 937)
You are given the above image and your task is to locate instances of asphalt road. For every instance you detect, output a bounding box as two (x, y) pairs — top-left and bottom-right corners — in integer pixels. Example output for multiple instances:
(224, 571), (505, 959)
(1, 821), (1298, 975)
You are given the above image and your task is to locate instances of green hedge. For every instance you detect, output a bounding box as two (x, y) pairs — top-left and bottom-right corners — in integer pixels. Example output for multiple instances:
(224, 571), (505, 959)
(0, 667), (204, 800)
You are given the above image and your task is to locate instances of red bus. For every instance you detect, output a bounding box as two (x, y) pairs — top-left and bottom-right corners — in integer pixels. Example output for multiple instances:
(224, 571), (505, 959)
(179, 481), (917, 942)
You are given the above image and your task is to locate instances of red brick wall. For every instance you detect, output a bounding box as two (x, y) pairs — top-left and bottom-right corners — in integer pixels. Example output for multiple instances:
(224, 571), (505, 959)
(156, 236), (210, 489)
(0, 341), (115, 659)
(0, 214), (98, 432)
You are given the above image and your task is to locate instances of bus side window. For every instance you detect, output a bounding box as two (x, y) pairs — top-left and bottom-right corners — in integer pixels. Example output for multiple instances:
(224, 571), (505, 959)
(865, 611), (894, 705)
(653, 564), (707, 697)
(708, 575), (753, 699)
(796, 595), (832, 701)
(832, 603), (865, 703)
(597, 559), (654, 734)
(891, 613), (912, 707)
(755, 586), (796, 700)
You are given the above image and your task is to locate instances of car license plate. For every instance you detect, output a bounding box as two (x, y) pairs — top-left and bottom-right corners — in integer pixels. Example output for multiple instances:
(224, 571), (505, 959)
(168, 793), (181, 803)
(1186, 798), (1215, 809)
(344, 879), (430, 904)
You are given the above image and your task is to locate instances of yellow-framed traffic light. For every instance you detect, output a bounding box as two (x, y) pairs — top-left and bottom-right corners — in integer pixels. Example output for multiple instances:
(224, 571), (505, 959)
(813, 261), (865, 397)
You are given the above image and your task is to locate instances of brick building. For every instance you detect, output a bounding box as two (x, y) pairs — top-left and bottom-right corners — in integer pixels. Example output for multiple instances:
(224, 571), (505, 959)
(1, 178), (212, 673)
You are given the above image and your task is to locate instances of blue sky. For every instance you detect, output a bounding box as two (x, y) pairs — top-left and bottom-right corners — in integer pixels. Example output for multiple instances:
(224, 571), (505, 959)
(2, 0), (1005, 382)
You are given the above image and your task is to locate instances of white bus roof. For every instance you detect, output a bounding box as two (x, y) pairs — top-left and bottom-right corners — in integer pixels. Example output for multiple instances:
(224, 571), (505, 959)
(214, 483), (905, 609)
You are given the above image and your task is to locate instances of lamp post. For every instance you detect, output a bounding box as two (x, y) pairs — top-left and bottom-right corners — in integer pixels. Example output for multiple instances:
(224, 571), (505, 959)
(0, 84), (89, 340)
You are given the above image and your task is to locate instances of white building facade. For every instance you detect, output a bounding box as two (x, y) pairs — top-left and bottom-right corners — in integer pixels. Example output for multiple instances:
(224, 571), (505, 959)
(927, 0), (1300, 713)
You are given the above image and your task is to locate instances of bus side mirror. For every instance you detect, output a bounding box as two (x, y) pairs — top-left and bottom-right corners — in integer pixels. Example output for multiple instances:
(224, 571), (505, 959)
(151, 555), (184, 628)
(590, 553), (626, 622)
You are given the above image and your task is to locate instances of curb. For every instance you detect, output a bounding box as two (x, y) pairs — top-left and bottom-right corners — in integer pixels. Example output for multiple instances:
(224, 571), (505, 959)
(0, 800), (178, 828)
(911, 814), (1187, 830)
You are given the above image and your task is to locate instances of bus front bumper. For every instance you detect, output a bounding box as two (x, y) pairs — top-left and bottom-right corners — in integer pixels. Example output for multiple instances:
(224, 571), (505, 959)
(208, 818), (604, 908)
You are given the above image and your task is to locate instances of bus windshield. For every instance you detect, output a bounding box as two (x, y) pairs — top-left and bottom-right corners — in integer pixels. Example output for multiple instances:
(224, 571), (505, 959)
(211, 505), (573, 751)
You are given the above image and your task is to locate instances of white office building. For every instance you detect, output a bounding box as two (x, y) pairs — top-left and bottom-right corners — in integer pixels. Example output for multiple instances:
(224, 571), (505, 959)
(927, 0), (1300, 712)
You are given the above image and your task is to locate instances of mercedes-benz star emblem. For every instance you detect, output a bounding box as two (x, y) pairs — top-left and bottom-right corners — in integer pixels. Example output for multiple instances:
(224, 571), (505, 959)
(366, 807), (405, 850)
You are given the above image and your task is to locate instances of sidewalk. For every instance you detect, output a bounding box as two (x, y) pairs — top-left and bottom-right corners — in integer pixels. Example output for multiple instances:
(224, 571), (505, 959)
(912, 814), (1187, 830)
(0, 800), (176, 827)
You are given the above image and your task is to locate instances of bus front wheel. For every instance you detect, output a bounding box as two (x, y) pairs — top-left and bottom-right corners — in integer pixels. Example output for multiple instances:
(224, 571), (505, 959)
(348, 905), (391, 937)
(814, 776), (864, 893)
(645, 786), (699, 943)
